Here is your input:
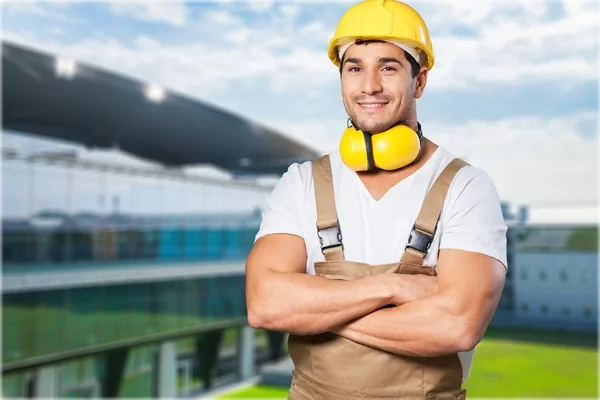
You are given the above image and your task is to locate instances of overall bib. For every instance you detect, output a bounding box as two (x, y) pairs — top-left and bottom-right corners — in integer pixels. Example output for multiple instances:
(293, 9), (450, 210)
(288, 155), (469, 400)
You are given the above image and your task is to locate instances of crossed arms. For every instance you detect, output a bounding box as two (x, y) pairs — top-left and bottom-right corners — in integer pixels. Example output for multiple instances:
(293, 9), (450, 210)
(245, 233), (506, 357)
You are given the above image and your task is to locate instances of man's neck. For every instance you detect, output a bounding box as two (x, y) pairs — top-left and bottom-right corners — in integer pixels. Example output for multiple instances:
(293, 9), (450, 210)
(358, 138), (438, 178)
(353, 138), (438, 201)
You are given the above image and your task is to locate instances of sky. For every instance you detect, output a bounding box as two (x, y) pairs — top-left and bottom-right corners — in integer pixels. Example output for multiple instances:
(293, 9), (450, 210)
(1, 0), (598, 222)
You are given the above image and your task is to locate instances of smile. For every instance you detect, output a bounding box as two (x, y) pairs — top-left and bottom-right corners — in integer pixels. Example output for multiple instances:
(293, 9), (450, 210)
(357, 102), (388, 111)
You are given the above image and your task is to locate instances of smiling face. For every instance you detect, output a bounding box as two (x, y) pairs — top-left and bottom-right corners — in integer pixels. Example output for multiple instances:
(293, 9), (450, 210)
(340, 41), (427, 134)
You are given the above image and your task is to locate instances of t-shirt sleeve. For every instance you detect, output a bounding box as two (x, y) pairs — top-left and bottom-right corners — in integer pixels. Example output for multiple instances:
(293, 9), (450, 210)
(254, 163), (306, 242)
(439, 167), (508, 269)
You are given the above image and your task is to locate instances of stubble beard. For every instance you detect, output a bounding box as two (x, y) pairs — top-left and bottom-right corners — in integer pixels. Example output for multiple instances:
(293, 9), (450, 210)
(347, 102), (413, 135)
(345, 92), (413, 135)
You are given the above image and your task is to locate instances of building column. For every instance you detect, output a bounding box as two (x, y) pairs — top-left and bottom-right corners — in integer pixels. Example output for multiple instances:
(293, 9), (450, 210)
(195, 330), (224, 390)
(157, 341), (177, 398)
(34, 365), (59, 397)
(99, 348), (128, 397)
(236, 326), (255, 380)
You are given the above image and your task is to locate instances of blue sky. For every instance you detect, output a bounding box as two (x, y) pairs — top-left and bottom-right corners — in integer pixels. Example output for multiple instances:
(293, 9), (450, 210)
(2, 0), (598, 222)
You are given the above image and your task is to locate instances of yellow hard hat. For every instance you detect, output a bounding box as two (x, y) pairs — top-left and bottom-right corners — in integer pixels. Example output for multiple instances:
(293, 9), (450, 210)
(327, 0), (435, 70)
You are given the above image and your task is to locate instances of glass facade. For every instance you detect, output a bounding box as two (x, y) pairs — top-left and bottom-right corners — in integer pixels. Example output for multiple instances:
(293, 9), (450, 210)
(3, 276), (248, 368)
(3, 216), (261, 271)
(2, 327), (276, 398)
(2, 131), (270, 273)
(1, 133), (288, 398)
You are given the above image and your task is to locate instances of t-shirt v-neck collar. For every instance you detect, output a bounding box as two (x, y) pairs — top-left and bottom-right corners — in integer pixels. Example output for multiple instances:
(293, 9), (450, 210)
(347, 147), (442, 205)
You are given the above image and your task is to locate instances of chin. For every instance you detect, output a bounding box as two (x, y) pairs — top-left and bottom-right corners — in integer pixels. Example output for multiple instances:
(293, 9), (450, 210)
(355, 121), (394, 135)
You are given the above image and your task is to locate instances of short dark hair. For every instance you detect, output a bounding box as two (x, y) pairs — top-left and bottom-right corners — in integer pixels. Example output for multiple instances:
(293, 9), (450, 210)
(339, 39), (420, 78)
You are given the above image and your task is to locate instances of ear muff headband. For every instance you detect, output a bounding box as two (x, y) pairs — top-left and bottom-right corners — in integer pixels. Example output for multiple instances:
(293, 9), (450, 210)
(363, 131), (374, 171)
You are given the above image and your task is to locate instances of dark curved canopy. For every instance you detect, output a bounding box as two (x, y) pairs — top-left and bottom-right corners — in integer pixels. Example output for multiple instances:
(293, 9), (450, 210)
(2, 40), (319, 176)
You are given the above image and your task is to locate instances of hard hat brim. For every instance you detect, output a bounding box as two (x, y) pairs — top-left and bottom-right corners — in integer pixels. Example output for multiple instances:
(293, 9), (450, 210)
(328, 36), (435, 70)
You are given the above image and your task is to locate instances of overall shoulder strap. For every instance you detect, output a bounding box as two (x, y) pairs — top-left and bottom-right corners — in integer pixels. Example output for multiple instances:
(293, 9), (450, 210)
(401, 158), (470, 266)
(312, 155), (344, 261)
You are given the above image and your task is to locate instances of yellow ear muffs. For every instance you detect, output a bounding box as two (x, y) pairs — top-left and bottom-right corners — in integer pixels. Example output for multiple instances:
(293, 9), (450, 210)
(339, 126), (372, 171)
(340, 122), (423, 171)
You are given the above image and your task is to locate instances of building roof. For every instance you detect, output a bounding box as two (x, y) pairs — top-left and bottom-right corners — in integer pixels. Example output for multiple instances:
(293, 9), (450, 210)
(1, 40), (319, 176)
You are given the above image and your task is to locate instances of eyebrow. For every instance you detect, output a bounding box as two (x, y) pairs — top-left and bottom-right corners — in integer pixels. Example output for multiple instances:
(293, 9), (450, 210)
(344, 57), (361, 66)
(377, 57), (404, 66)
(343, 57), (404, 68)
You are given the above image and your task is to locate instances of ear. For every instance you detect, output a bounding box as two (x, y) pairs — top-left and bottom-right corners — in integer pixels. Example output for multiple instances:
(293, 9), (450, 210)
(414, 67), (428, 99)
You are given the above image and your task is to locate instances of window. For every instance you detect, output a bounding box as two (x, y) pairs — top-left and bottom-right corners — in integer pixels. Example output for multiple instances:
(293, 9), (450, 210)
(559, 270), (568, 282)
(520, 270), (528, 280)
(581, 268), (593, 283)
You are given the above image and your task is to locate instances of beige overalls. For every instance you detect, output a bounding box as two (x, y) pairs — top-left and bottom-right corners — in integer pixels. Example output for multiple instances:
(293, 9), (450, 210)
(287, 155), (469, 400)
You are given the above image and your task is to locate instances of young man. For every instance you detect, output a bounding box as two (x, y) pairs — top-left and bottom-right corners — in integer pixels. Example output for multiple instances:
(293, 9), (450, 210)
(246, 0), (507, 398)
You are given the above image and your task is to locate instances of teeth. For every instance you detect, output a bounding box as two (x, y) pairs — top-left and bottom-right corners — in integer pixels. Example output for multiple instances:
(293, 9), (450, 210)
(361, 103), (385, 108)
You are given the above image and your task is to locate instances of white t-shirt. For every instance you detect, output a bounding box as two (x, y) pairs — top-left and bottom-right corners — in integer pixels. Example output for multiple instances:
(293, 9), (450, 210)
(255, 145), (508, 382)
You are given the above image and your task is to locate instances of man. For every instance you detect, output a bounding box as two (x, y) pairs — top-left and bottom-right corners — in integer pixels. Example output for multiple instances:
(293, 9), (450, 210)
(246, 0), (507, 398)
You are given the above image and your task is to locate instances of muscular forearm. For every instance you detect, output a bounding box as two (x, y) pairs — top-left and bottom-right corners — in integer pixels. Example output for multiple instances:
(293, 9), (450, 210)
(247, 271), (393, 335)
(333, 290), (477, 357)
(331, 250), (505, 357)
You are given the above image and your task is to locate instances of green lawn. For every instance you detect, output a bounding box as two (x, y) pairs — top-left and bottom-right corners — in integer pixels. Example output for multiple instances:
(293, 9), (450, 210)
(219, 328), (598, 398)
(463, 337), (597, 397)
(219, 385), (291, 398)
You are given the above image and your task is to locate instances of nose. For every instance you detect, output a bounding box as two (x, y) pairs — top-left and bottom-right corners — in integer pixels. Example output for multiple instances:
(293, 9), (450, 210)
(361, 68), (383, 95)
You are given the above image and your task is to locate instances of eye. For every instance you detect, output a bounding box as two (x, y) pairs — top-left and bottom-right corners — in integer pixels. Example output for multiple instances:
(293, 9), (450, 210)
(347, 66), (361, 72)
(382, 66), (397, 72)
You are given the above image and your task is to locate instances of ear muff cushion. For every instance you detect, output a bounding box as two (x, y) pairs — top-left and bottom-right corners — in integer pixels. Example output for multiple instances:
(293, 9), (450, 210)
(371, 125), (421, 170)
(340, 126), (369, 171)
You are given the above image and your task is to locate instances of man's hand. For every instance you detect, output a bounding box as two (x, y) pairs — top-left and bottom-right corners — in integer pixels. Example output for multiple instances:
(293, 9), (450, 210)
(246, 234), (399, 335)
(327, 273), (437, 333)
(246, 234), (444, 336)
(389, 274), (438, 305)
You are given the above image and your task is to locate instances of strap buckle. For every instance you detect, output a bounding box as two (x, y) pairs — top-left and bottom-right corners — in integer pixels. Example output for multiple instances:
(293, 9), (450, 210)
(405, 227), (433, 254)
(317, 224), (343, 253)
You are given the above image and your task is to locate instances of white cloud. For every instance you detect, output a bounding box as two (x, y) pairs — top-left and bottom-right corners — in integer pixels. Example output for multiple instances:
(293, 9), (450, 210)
(0, 23), (336, 102)
(108, 2), (188, 27)
(3, 0), (597, 97)
(264, 117), (343, 155)
(428, 112), (598, 206)
(298, 21), (330, 43)
(205, 9), (241, 26)
(246, 0), (276, 14)
(2, 2), (46, 17)
(224, 28), (253, 44)
(264, 111), (598, 207)
(421, 0), (599, 90)
(2, 0), (74, 22)
(280, 3), (300, 20)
